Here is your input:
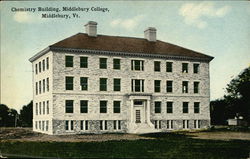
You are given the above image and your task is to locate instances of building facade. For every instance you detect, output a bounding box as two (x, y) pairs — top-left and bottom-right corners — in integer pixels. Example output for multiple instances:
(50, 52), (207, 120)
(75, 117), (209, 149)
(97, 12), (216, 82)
(29, 21), (213, 135)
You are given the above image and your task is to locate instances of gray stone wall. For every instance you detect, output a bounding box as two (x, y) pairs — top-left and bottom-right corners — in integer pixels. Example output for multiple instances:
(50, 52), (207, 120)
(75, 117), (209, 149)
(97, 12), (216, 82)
(32, 50), (211, 134)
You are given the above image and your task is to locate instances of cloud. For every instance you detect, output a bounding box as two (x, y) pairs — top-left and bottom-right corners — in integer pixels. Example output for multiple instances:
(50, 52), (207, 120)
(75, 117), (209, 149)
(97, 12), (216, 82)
(110, 15), (144, 30)
(13, 12), (33, 23)
(179, 2), (231, 29)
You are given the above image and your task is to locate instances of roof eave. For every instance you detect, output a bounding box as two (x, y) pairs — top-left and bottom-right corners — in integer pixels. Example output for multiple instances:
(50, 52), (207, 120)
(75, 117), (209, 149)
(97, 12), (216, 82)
(29, 47), (50, 62)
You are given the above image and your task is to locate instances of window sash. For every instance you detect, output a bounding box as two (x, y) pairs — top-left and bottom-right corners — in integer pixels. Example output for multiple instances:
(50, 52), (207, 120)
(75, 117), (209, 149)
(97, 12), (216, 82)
(100, 78), (107, 91)
(183, 102), (189, 113)
(42, 59), (45, 71)
(113, 59), (120, 69)
(167, 102), (173, 113)
(182, 81), (188, 93)
(155, 102), (161, 113)
(194, 82), (199, 93)
(80, 100), (88, 113)
(46, 57), (49, 70)
(99, 58), (107, 69)
(65, 56), (73, 67)
(132, 60), (144, 71)
(182, 63), (188, 73)
(35, 64), (38, 74)
(46, 78), (49, 92)
(114, 79), (121, 91)
(154, 80), (161, 92)
(65, 100), (74, 113)
(100, 101), (107, 113)
(66, 77), (74, 90)
(193, 64), (199, 73)
(80, 57), (88, 68)
(166, 81), (173, 92)
(154, 61), (161, 72)
(47, 101), (49, 114)
(194, 102), (200, 113)
(113, 101), (121, 113)
(166, 62), (172, 72)
(80, 77), (88, 90)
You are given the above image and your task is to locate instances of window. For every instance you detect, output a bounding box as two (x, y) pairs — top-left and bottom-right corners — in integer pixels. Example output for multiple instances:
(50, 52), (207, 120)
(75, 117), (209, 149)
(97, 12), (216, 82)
(65, 56), (73, 67)
(114, 120), (121, 130)
(36, 103), (38, 115)
(194, 102), (200, 113)
(131, 60), (144, 71)
(39, 102), (41, 115)
(194, 82), (199, 94)
(47, 101), (49, 114)
(131, 79), (144, 92)
(167, 120), (173, 129)
(42, 121), (45, 131)
(99, 58), (107, 69)
(42, 59), (45, 71)
(35, 64), (38, 74)
(81, 120), (88, 130)
(166, 81), (173, 93)
(100, 121), (103, 130)
(166, 62), (173, 72)
(113, 79), (121, 91)
(183, 102), (189, 113)
(154, 61), (161, 72)
(154, 101), (161, 113)
(80, 100), (88, 113)
(35, 121), (38, 129)
(43, 79), (45, 93)
(35, 82), (38, 95)
(154, 80), (161, 92)
(46, 57), (49, 70)
(46, 121), (48, 131)
(113, 101), (121, 113)
(80, 57), (88, 68)
(154, 120), (161, 129)
(167, 102), (173, 113)
(65, 121), (69, 130)
(100, 120), (108, 130)
(43, 101), (45, 114)
(65, 100), (74, 113)
(39, 81), (41, 94)
(193, 64), (199, 73)
(85, 120), (88, 130)
(113, 59), (120, 70)
(65, 120), (74, 131)
(39, 62), (41, 73)
(65, 77), (74, 90)
(39, 121), (41, 130)
(80, 77), (88, 91)
(100, 78), (107, 91)
(182, 63), (188, 73)
(100, 101), (107, 113)
(182, 81), (188, 93)
(46, 78), (49, 92)
(194, 120), (201, 129)
(183, 120), (189, 129)
(105, 120), (107, 130)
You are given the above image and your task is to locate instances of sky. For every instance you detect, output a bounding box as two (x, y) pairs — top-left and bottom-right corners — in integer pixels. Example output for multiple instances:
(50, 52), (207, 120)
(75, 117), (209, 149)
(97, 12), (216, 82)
(1, 1), (250, 112)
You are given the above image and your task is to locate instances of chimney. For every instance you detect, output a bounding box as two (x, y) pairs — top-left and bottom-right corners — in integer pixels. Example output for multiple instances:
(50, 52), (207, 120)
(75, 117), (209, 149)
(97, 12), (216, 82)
(85, 21), (97, 37)
(144, 27), (157, 42)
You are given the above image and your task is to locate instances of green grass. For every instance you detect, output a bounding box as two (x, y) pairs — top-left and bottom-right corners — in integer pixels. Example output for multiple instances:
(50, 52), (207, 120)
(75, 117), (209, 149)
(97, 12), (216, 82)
(1, 133), (250, 159)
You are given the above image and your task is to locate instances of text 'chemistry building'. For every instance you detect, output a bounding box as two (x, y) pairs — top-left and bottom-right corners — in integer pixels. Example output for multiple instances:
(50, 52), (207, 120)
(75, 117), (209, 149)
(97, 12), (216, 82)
(29, 21), (213, 135)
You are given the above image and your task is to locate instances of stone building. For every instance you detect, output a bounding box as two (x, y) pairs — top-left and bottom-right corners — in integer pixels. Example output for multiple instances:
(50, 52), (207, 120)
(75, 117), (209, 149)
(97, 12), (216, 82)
(29, 21), (213, 135)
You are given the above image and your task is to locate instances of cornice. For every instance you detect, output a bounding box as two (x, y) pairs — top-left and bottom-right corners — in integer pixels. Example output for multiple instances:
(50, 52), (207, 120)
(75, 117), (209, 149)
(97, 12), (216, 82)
(29, 46), (213, 62)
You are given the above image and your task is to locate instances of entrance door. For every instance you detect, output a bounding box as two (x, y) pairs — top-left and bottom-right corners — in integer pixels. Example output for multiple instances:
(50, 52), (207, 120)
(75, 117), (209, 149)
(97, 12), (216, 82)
(135, 110), (141, 123)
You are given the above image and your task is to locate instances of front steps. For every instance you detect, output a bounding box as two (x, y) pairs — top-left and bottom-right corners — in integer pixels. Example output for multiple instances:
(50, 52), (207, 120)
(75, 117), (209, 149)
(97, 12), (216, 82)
(128, 122), (160, 134)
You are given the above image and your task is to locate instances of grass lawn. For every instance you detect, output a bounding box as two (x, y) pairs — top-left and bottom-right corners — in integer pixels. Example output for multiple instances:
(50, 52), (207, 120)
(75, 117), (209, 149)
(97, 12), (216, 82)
(1, 133), (250, 159)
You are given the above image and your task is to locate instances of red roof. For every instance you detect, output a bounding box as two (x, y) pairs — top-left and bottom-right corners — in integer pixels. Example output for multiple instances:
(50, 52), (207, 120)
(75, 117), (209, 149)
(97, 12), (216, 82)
(50, 33), (213, 61)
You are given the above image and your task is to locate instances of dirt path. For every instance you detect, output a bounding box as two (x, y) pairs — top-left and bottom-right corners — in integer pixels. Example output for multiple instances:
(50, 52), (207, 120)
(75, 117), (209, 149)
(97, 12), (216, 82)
(0, 127), (152, 142)
(1, 128), (250, 142)
(188, 131), (250, 141)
